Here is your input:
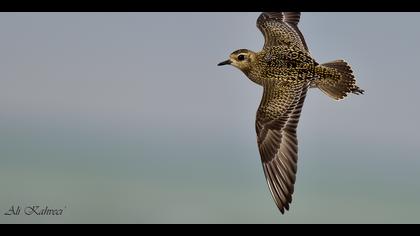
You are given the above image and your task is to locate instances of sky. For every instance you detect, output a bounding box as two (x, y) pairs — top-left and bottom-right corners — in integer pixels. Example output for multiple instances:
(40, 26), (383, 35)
(0, 12), (419, 223)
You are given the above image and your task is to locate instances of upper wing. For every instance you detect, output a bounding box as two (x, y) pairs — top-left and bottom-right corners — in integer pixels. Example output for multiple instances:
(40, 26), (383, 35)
(255, 81), (309, 214)
(256, 12), (309, 52)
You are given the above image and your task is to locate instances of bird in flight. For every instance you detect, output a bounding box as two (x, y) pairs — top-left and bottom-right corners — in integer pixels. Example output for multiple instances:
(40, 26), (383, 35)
(218, 12), (364, 214)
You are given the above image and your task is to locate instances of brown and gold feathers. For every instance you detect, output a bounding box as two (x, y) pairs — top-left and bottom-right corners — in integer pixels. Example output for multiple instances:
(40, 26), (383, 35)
(218, 12), (364, 214)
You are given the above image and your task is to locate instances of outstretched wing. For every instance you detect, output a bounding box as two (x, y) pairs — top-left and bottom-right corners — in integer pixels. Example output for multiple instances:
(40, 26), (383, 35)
(255, 81), (309, 214)
(256, 12), (309, 52)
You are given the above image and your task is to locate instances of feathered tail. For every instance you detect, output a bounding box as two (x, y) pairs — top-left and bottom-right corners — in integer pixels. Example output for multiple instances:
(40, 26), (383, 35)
(313, 60), (364, 100)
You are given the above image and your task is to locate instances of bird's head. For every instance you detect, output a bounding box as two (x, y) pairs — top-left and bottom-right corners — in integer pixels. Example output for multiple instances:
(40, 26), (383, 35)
(218, 49), (256, 73)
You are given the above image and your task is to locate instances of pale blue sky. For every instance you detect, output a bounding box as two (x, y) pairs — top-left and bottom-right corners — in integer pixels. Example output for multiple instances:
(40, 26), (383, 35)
(0, 13), (419, 223)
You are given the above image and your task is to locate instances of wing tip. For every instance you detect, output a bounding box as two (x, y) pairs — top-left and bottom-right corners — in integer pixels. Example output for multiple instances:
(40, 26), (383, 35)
(276, 197), (293, 214)
(278, 204), (289, 215)
(258, 12), (301, 25)
(256, 12), (308, 51)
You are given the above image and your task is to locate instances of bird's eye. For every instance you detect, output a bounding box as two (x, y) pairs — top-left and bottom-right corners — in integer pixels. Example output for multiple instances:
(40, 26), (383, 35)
(237, 54), (245, 61)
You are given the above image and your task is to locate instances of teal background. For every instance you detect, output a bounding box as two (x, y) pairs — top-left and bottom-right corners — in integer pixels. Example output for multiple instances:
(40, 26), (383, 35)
(0, 13), (419, 223)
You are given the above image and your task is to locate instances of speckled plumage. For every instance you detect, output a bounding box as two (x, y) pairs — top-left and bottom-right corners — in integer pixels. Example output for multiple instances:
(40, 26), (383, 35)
(218, 12), (364, 214)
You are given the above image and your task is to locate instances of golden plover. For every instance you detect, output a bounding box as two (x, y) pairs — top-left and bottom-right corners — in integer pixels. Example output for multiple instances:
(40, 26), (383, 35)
(218, 12), (364, 214)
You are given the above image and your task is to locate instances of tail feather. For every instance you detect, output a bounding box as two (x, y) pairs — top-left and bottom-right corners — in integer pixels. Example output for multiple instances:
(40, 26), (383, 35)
(313, 60), (364, 100)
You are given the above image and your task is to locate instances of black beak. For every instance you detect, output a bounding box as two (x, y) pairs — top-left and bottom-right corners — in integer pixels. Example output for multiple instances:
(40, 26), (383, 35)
(217, 59), (232, 66)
